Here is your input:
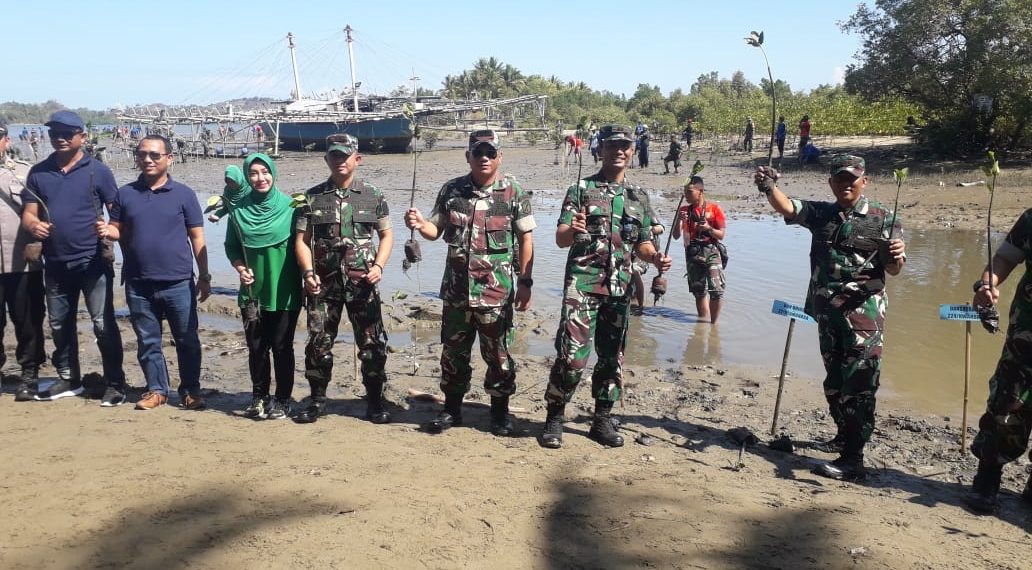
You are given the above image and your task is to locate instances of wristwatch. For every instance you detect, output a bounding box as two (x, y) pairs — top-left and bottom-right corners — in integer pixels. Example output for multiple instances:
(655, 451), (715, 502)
(972, 279), (991, 293)
(518, 278), (533, 288)
(198, 273), (212, 282)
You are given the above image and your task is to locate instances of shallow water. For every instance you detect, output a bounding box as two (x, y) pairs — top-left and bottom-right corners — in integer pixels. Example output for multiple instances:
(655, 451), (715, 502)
(196, 191), (1012, 419)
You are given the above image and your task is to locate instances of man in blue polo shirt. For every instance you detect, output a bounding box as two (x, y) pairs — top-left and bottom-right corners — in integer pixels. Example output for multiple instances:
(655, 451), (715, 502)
(21, 110), (127, 404)
(103, 135), (211, 410)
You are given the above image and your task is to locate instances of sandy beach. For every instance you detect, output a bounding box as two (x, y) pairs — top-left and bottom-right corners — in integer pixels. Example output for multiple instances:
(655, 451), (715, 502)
(1, 138), (1029, 569)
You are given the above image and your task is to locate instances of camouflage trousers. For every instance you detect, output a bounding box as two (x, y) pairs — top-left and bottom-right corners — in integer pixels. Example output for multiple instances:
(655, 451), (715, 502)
(304, 278), (388, 400)
(439, 300), (515, 398)
(971, 325), (1032, 465)
(546, 287), (630, 405)
(685, 244), (725, 299)
(816, 294), (886, 446)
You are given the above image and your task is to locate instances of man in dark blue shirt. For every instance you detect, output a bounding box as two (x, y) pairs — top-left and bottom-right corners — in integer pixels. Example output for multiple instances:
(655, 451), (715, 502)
(104, 135), (210, 411)
(21, 111), (126, 404)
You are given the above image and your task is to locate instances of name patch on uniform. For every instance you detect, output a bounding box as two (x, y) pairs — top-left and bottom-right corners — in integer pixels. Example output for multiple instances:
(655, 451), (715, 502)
(938, 304), (980, 321)
(771, 300), (816, 324)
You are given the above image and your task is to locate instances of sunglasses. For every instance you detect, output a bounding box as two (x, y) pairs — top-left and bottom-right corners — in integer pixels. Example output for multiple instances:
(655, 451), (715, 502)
(136, 151), (169, 161)
(471, 148), (498, 159)
(605, 140), (634, 151)
(49, 130), (82, 140)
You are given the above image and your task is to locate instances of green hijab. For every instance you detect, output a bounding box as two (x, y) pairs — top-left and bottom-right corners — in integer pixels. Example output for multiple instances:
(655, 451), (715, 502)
(222, 164), (250, 206)
(231, 153), (294, 248)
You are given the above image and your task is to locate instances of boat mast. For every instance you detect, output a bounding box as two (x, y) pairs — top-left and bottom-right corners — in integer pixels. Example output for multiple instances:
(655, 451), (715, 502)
(287, 32), (303, 101)
(344, 24), (359, 112)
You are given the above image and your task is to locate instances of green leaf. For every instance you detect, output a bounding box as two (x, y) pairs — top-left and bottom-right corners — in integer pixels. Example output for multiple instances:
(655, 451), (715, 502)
(289, 193), (309, 208)
(893, 167), (908, 186)
(206, 195), (224, 207)
(690, 160), (705, 176)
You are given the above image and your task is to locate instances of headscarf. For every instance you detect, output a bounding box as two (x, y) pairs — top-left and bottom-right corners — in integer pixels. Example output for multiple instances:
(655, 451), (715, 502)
(231, 153), (294, 248)
(222, 164), (249, 207)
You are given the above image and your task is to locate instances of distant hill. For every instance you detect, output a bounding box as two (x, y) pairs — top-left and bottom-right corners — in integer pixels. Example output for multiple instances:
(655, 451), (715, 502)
(1, 98), (279, 125)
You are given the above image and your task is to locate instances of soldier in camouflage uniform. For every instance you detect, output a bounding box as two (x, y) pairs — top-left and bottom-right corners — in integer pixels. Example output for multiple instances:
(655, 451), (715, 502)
(966, 208), (1032, 514)
(404, 129), (535, 437)
(0, 123), (46, 401)
(540, 124), (673, 450)
(294, 134), (394, 424)
(755, 155), (906, 480)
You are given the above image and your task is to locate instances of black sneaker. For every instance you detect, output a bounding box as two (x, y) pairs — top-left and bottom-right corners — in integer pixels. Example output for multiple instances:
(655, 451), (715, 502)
(243, 395), (269, 419)
(267, 398), (289, 420)
(813, 456), (867, 481)
(100, 386), (126, 407)
(34, 379), (84, 401)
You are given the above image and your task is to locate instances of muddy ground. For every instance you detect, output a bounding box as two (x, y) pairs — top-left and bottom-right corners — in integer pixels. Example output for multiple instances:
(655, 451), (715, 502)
(0, 138), (1029, 569)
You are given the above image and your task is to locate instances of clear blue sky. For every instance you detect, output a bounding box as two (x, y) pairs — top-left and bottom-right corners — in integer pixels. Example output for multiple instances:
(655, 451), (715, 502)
(6, 0), (868, 109)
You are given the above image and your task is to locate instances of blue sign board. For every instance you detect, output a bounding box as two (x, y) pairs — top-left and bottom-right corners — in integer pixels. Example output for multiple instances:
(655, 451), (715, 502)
(939, 304), (981, 322)
(771, 300), (816, 324)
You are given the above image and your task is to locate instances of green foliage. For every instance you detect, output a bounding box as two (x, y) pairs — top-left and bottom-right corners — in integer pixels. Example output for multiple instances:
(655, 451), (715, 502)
(0, 100), (115, 125)
(842, 0), (1032, 154)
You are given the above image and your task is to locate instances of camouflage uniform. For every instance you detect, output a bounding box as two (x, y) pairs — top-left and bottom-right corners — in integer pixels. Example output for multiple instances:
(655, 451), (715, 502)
(547, 173), (659, 404)
(296, 178), (390, 401)
(972, 208), (1032, 465)
(788, 194), (901, 446)
(428, 174), (536, 398)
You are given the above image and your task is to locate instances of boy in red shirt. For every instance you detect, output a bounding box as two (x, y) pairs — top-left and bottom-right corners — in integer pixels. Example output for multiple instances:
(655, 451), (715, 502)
(672, 176), (727, 323)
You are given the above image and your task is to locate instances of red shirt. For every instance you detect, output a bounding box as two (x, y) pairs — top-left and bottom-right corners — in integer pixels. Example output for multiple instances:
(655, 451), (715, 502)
(678, 201), (726, 244)
(799, 119), (811, 137)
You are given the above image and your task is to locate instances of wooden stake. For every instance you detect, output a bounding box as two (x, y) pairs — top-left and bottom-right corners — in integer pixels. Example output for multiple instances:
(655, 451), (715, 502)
(962, 320), (971, 453)
(770, 318), (796, 436)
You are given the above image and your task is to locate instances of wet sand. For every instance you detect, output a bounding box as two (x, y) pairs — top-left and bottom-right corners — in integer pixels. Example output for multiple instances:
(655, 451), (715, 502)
(0, 138), (1030, 568)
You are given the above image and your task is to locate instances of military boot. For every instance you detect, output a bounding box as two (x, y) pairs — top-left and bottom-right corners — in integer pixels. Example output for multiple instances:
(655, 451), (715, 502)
(539, 403), (565, 449)
(426, 394), (462, 434)
(588, 400), (624, 447)
(365, 384), (392, 425)
(813, 424), (866, 481)
(489, 396), (514, 437)
(295, 382), (326, 423)
(965, 460), (1003, 515)
(14, 367), (39, 402)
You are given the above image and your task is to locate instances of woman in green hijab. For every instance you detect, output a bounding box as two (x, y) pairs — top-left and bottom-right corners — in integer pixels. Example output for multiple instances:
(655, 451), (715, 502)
(226, 152), (302, 420)
(207, 165), (249, 222)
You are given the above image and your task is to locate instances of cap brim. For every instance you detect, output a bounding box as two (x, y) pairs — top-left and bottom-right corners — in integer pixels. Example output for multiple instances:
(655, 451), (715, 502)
(326, 144), (356, 155)
(832, 167), (865, 177)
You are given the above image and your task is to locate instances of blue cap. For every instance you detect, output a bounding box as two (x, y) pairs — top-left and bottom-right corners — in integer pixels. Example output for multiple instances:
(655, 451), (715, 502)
(44, 110), (85, 131)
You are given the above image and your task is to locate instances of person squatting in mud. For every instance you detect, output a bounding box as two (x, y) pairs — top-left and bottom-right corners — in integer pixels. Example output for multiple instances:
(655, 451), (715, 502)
(294, 134), (394, 424)
(404, 129), (535, 437)
(965, 207), (1032, 515)
(755, 154), (906, 481)
(541, 124), (672, 450)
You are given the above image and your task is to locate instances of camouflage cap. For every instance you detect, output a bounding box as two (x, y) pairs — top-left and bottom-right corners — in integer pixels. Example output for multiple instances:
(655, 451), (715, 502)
(829, 154), (865, 177)
(326, 133), (359, 155)
(599, 124), (635, 142)
(468, 129), (500, 151)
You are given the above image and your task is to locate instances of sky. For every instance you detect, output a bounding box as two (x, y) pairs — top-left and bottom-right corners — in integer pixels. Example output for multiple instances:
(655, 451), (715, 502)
(5, 0), (869, 110)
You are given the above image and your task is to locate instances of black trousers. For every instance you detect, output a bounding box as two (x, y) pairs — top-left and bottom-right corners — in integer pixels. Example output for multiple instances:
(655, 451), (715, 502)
(244, 308), (300, 400)
(0, 271), (46, 371)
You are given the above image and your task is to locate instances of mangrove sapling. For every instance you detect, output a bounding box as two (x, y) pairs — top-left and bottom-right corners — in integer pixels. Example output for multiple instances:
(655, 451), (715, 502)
(977, 151), (1002, 334)
(745, 30), (776, 168)
(651, 160), (704, 305)
(403, 151), (422, 273)
(205, 195), (260, 327)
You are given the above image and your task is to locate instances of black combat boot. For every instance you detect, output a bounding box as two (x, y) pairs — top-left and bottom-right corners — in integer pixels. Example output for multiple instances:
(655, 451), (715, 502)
(490, 396), (514, 437)
(365, 384), (392, 425)
(14, 367), (39, 402)
(293, 382), (328, 423)
(539, 402), (565, 449)
(965, 460), (1003, 514)
(813, 423), (866, 481)
(426, 394), (462, 434)
(588, 400), (624, 447)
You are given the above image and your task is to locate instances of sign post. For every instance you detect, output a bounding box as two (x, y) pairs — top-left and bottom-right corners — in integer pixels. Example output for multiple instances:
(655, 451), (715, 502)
(769, 300), (817, 435)
(939, 304), (981, 453)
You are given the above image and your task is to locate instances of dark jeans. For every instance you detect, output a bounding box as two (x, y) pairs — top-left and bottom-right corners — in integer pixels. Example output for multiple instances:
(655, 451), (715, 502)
(44, 257), (124, 386)
(126, 278), (201, 396)
(244, 308), (300, 400)
(0, 271), (46, 370)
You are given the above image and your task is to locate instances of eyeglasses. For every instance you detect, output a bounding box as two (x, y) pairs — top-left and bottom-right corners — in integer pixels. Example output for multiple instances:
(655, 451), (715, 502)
(49, 130), (82, 140)
(135, 151), (169, 161)
(471, 148), (498, 159)
(605, 140), (634, 152)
